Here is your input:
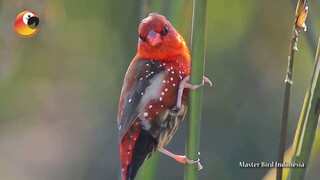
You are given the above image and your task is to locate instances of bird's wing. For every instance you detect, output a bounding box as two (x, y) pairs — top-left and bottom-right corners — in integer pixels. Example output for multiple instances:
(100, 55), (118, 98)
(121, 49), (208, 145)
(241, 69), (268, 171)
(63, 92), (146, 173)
(117, 57), (166, 141)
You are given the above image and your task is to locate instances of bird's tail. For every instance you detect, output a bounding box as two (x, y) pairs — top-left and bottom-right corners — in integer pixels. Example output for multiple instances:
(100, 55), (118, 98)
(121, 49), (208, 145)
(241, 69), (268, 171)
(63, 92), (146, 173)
(120, 127), (157, 180)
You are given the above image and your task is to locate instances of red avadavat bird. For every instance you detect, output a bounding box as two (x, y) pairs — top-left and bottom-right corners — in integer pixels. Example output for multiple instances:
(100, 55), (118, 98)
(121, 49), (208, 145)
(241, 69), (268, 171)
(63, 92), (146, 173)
(117, 13), (211, 180)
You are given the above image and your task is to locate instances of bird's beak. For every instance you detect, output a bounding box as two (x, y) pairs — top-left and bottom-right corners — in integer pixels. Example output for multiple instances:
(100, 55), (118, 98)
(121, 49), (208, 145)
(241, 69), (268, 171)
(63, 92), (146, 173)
(27, 16), (39, 29)
(146, 31), (162, 47)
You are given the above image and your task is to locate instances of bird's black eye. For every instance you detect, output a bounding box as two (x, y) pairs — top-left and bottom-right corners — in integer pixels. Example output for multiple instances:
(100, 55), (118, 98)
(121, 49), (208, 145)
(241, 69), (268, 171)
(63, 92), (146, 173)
(161, 25), (169, 36)
(139, 34), (146, 42)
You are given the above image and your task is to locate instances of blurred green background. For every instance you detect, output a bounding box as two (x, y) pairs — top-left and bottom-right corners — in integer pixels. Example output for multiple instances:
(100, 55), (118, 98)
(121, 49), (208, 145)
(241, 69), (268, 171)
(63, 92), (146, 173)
(0, 0), (320, 179)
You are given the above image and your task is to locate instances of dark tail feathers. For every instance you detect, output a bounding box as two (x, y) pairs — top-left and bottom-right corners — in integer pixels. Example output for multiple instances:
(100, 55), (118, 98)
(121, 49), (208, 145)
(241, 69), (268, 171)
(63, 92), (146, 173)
(122, 129), (157, 180)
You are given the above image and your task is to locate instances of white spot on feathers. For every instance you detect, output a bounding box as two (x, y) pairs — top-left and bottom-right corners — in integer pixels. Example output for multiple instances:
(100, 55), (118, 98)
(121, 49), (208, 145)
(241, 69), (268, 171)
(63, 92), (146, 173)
(159, 97), (163, 101)
(170, 77), (173, 81)
(165, 88), (168, 92)
(161, 92), (165, 96)
(163, 80), (166, 83)
(144, 112), (148, 117)
(149, 105), (153, 108)
(141, 92), (144, 95)
(128, 98), (132, 103)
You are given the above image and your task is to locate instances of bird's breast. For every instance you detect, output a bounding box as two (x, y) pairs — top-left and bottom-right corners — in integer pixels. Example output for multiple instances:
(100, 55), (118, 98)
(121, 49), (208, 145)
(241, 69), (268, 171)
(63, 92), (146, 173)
(137, 60), (189, 147)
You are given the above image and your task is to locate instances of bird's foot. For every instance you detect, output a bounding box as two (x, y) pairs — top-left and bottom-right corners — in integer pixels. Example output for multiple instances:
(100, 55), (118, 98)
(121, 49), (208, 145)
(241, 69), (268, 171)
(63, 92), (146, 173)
(174, 155), (203, 170)
(184, 76), (212, 90)
(176, 76), (212, 108)
(158, 148), (203, 170)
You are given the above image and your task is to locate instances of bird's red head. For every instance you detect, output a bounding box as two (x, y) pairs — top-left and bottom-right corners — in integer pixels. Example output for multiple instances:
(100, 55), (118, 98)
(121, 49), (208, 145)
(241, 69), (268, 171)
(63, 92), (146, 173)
(137, 13), (190, 61)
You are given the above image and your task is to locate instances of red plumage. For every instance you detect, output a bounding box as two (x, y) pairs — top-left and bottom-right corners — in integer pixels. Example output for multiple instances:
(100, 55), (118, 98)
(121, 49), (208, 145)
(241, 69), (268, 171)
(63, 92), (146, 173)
(117, 13), (209, 180)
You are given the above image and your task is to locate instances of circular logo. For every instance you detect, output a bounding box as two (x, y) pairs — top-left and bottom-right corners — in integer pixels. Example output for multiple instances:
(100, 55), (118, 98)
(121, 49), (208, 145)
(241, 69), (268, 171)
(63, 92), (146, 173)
(14, 10), (40, 38)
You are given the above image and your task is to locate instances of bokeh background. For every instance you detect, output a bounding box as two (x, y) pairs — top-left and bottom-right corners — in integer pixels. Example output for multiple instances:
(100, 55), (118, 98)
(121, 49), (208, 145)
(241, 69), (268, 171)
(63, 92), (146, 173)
(0, 0), (320, 179)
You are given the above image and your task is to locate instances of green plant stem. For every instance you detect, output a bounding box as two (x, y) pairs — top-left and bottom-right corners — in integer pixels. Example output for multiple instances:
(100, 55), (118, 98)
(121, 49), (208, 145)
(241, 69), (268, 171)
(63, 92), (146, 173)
(277, 25), (299, 180)
(184, 0), (208, 180)
(277, 0), (308, 179)
(289, 38), (320, 179)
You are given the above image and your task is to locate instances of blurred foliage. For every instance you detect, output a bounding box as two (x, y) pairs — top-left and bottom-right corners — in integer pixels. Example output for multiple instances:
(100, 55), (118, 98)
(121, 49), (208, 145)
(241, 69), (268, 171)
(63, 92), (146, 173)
(289, 38), (320, 179)
(0, 0), (320, 180)
(264, 130), (320, 180)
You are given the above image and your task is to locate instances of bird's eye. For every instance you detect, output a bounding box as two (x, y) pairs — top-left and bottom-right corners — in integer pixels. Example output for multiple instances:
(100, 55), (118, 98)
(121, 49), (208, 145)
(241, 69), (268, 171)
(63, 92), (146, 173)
(22, 12), (35, 25)
(161, 25), (169, 36)
(139, 34), (147, 42)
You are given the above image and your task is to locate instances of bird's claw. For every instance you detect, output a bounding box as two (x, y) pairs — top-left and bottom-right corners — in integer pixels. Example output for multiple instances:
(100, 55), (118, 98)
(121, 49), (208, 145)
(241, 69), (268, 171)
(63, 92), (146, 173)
(185, 157), (203, 171)
(202, 76), (212, 87)
(175, 154), (203, 170)
(187, 76), (212, 90)
(158, 148), (203, 170)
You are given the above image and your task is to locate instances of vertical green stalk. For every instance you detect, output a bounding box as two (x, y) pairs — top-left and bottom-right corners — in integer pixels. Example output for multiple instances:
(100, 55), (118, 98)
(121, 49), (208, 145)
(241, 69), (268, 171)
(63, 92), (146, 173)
(184, 0), (208, 180)
(277, 1), (308, 179)
(289, 38), (320, 179)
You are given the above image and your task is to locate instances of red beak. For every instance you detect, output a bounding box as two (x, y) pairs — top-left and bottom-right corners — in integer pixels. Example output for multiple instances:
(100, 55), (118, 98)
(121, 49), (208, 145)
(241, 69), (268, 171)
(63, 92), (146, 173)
(146, 31), (162, 47)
